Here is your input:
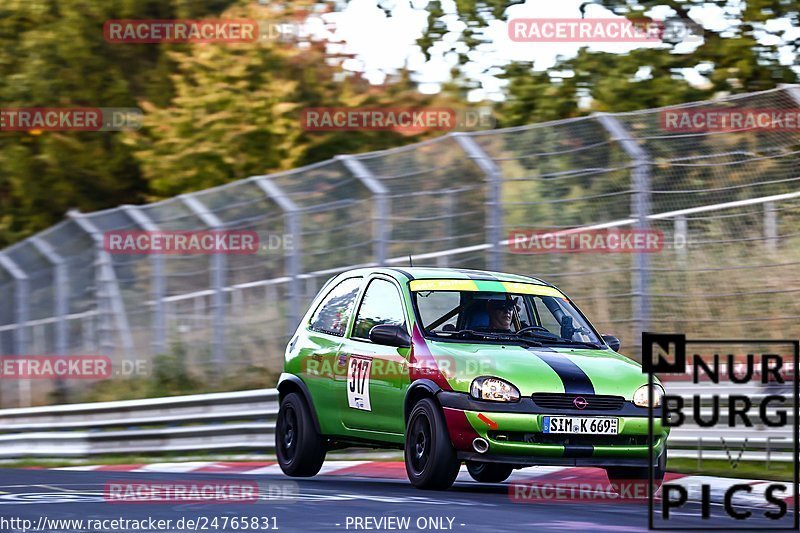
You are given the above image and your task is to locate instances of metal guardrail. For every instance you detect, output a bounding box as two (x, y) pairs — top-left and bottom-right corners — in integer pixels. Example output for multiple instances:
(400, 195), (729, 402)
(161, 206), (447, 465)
(0, 389), (279, 458)
(0, 386), (794, 462)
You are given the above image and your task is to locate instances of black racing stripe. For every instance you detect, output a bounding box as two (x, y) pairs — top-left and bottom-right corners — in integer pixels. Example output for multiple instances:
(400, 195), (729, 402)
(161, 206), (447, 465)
(529, 350), (595, 395)
(563, 444), (594, 458)
(388, 268), (415, 280)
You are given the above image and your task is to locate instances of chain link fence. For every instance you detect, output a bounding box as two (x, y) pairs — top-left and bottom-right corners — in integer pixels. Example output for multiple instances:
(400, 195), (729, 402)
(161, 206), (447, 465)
(1, 86), (799, 407)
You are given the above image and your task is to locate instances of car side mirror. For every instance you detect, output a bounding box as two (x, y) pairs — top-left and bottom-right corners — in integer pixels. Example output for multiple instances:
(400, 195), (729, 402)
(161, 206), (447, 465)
(369, 324), (411, 348)
(602, 335), (621, 352)
(559, 315), (575, 339)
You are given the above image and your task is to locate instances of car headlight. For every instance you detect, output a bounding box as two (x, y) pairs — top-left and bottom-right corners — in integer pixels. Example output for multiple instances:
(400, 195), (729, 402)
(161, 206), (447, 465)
(633, 384), (664, 407)
(470, 377), (520, 402)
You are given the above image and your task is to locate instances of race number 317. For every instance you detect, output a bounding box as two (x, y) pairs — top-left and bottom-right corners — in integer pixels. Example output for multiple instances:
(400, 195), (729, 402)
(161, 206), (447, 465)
(347, 355), (372, 411)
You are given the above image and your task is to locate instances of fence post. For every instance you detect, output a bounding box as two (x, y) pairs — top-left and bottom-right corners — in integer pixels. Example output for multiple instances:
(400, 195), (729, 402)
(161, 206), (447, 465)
(0, 252), (30, 407)
(67, 210), (135, 360)
(178, 195), (226, 371)
(253, 177), (303, 336)
(452, 133), (503, 272)
(595, 114), (652, 346)
(674, 215), (688, 263)
(29, 238), (68, 357)
(336, 156), (390, 265)
(29, 237), (69, 401)
(779, 84), (800, 106)
(764, 202), (777, 253)
(121, 205), (166, 356)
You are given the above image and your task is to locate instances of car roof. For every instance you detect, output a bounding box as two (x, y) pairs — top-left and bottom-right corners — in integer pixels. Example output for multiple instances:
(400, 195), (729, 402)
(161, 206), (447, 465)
(336, 267), (553, 287)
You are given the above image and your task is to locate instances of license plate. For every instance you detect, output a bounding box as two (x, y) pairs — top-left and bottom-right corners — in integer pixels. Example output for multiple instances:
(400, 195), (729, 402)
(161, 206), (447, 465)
(542, 416), (619, 435)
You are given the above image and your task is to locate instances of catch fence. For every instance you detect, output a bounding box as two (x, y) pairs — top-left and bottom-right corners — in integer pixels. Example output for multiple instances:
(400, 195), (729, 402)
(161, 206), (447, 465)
(1, 86), (799, 407)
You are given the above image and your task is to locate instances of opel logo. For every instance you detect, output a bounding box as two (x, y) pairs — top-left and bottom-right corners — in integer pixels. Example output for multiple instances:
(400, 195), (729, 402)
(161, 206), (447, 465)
(573, 396), (588, 409)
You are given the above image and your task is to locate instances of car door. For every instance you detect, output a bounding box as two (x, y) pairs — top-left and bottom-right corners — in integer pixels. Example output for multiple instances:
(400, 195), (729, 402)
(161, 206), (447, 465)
(339, 276), (411, 435)
(299, 276), (363, 434)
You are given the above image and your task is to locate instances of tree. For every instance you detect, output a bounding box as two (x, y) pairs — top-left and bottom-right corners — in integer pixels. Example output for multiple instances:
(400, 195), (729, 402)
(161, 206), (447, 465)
(0, 0), (238, 247)
(414, 0), (798, 124)
(127, 2), (458, 198)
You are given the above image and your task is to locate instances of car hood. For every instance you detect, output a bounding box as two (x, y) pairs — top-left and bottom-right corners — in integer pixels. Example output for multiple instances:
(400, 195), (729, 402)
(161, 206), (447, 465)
(424, 340), (651, 399)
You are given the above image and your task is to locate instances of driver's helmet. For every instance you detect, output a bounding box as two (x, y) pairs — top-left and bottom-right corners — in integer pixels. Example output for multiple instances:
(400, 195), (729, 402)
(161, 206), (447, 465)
(486, 296), (519, 312)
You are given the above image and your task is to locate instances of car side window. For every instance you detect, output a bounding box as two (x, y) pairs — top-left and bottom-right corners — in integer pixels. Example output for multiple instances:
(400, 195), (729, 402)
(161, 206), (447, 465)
(309, 277), (362, 336)
(352, 278), (406, 340)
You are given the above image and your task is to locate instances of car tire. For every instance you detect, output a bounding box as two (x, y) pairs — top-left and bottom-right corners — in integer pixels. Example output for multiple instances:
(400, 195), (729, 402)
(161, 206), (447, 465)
(276, 392), (326, 477)
(405, 398), (461, 490)
(605, 449), (666, 499)
(466, 461), (513, 483)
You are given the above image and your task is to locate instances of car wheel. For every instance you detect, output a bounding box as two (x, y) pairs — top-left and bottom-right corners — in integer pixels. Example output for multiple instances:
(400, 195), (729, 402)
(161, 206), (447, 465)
(466, 461), (513, 483)
(276, 392), (326, 477)
(605, 449), (666, 499)
(405, 398), (461, 490)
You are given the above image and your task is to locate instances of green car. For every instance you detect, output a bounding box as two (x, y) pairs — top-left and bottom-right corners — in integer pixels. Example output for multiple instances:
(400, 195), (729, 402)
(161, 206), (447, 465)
(276, 267), (667, 490)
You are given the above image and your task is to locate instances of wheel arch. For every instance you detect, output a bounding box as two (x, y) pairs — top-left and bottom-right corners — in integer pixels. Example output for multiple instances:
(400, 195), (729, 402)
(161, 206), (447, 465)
(277, 373), (323, 434)
(404, 379), (443, 424)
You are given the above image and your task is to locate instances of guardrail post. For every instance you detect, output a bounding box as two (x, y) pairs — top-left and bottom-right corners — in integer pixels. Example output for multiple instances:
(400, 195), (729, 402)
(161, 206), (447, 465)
(179, 195), (226, 370)
(121, 205), (166, 355)
(452, 133), (503, 272)
(595, 114), (652, 345)
(336, 156), (390, 266)
(253, 176), (303, 335)
(0, 252), (30, 406)
(29, 237), (69, 401)
(67, 210), (135, 360)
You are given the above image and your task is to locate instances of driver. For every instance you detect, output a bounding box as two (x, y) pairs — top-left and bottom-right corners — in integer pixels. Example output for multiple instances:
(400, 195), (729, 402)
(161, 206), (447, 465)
(486, 298), (519, 332)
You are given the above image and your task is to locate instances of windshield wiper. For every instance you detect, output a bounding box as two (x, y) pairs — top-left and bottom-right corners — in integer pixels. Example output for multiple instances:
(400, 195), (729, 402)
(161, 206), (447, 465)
(545, 339), (603, 349)
(450, 329), (543, 347)
(515, 330), (601, 349)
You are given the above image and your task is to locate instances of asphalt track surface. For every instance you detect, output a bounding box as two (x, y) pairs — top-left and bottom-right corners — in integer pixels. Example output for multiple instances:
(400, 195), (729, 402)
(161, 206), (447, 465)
(0, 468), (794, 532)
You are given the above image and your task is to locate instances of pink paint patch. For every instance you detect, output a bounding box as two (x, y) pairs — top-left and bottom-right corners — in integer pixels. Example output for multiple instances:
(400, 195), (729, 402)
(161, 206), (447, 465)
(663, 472), (687, 483)
(443, 407), (481, 452)
(327, 461), (408, 479)
(515, 466), (601, 483)
(193, 461), (276, 473)
(408, 325), (452, 391)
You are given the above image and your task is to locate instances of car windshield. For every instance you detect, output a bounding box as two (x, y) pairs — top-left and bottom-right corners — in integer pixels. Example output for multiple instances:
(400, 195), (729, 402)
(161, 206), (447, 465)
(413, 289), (602, 347)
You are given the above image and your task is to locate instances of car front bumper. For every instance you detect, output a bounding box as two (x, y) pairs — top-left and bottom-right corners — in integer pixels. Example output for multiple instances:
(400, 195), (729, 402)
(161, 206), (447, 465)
(438, 391), (668, 468)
